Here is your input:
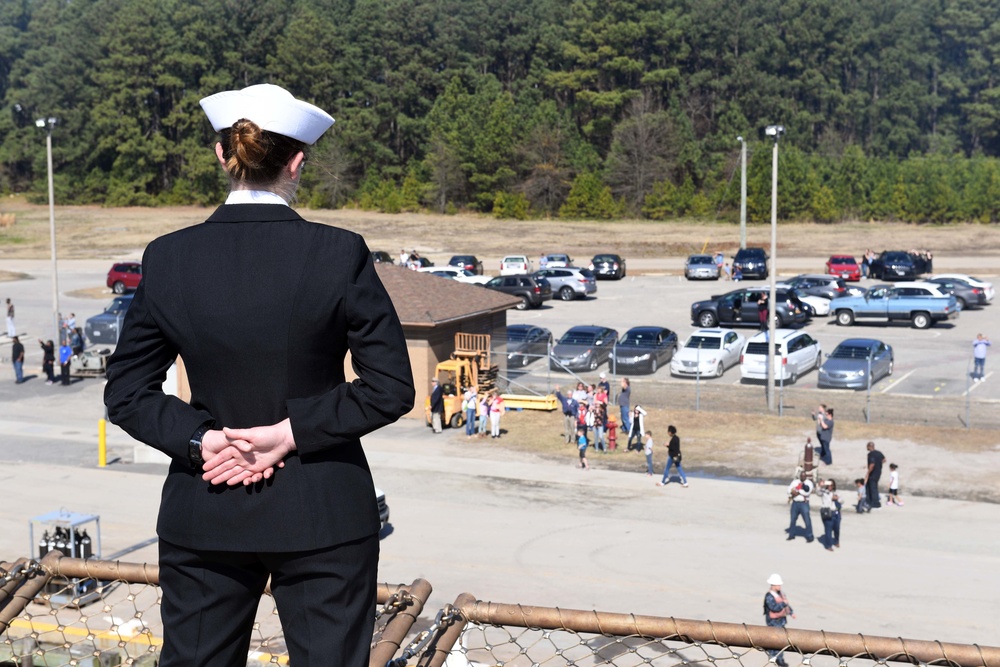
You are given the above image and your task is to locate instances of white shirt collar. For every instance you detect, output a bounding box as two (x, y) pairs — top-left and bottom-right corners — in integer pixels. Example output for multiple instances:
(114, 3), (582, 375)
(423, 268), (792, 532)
(225, 190), (288, 205)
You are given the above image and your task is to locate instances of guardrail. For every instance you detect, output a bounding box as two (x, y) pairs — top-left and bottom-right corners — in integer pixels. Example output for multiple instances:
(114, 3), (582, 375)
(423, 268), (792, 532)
(2, 555), (996, 667)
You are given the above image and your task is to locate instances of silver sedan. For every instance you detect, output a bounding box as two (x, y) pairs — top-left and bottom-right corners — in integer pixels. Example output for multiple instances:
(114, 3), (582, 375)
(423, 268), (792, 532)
(684, 254), (720, 280)
(817, 338), (894, 389)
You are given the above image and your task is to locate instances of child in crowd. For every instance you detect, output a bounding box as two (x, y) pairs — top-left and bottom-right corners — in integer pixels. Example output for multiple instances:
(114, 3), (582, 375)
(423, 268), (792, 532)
(577, 427), (590, 470)
(592, 403), (607, 453)
(854, 478), (870, 513)
(887, 463), (904, 506)
(642, 431), (654, 476)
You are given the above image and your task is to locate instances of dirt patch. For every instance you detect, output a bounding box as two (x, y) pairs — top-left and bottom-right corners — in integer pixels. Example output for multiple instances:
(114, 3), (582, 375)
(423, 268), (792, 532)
(3, 196), (1000, 261)
(458, 400), (1000, 504)
(0, 270), (32, 282)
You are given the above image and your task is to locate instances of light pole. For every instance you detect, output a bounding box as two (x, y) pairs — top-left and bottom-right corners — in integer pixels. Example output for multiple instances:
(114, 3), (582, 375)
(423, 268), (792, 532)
(36, 117), (60, 343)
(737, 136), (747, 249)
(764, 124), (784, 412)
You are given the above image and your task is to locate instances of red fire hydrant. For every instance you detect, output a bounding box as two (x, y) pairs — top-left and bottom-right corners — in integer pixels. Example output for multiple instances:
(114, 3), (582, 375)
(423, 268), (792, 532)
(607, 415), (618, 451)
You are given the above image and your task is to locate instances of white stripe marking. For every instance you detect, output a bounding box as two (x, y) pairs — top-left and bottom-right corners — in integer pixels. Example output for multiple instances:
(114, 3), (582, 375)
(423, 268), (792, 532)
(880, 368), (916, 393)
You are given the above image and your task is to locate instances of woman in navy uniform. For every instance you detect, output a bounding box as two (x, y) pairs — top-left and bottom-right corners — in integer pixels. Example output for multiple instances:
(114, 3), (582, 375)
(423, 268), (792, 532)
(105, 84), (414, 667)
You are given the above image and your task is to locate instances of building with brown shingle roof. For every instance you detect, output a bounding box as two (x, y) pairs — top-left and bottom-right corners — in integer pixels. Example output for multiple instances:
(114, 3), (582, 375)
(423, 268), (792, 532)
(373, 264), (520, 419)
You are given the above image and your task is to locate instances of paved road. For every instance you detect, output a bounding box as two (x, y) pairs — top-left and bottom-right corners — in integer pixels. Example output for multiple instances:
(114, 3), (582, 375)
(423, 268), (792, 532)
(0, 419), (997, 647)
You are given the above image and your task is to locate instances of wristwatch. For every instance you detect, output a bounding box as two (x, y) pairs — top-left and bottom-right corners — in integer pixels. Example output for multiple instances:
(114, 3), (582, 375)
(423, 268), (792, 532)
(189, 425), (210, 468)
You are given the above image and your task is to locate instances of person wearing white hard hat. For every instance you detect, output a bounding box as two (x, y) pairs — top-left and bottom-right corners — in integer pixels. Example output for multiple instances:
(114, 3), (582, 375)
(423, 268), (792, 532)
(763, 573), (795, 666)
(105, 83), (414, 667)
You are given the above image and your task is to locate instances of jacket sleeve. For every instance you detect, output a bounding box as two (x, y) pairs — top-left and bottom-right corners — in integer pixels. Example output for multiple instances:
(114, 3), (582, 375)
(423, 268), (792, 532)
(104, 248), (215, 463)
(286, 239), (415, 455)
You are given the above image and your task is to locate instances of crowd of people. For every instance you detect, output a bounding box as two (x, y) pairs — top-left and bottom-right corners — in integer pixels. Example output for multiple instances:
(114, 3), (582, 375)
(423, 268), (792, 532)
(548, 385), (910, 552)
(553, 374), (620, 453)
(399, 248), (427, 270)
(4, 301), (85, 387)
(783, 413), (906, 555)
(552, 377), (690, 485)
(427, 379), (507, 439)
(772, 436), (907, 654)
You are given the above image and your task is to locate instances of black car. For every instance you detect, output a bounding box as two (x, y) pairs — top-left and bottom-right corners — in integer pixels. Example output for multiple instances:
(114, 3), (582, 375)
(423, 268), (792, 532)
(690, 288), (808, 328)
(85, 295), (134, 345)
(371, 251), (394, 264)
(449, 254), (483, 275)
(589, 254), (626, 280)
(732, 247), (768, 279)
(550, 325), (619, 372)
(505, 324), (552, 367)
(611, 326), (678, 374)
(923, 277), (987, 310)
(869, 251), (917, 280)
(483, 275), (553, 310)
(778, 274), (848, 300)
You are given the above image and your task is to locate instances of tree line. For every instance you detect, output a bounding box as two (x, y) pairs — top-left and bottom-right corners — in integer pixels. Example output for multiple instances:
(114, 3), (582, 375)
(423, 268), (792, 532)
(1, 0), (999, 224)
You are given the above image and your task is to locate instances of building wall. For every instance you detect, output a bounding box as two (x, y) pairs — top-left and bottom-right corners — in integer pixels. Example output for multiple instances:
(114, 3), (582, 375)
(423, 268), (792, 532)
(356, 313), (508, 421)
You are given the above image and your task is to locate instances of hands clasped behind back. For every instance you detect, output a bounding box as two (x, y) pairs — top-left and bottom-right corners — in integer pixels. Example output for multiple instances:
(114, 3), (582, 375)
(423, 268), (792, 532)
(201, 418), (297, 487)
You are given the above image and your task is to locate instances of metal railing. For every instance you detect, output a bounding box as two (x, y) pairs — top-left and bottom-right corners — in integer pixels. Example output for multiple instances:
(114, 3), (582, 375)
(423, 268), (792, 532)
(2, 555), (997, 667)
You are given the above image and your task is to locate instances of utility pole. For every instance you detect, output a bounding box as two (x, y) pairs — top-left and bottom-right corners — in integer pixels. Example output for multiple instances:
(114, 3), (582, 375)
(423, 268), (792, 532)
(36, 117), (60, 342)
(737, 136), (747, 249)
(764, 125), (784, 412)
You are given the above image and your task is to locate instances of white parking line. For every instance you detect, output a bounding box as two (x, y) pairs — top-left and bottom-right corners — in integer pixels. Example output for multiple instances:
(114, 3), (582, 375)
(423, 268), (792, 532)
(880, 368), (916, 393)
(966, 371), (993, 394)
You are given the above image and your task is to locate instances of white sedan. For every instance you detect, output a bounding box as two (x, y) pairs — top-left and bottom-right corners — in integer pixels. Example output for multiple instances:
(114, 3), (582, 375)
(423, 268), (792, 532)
(670, 328), (746, 378)
(416, 266), (491, 285)
(796, 293), (831, 316)
(775, 283), (831, 316)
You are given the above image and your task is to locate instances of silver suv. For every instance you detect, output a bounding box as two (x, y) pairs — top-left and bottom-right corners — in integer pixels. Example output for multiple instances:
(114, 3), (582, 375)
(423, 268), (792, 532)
(533, 267), (598, 301)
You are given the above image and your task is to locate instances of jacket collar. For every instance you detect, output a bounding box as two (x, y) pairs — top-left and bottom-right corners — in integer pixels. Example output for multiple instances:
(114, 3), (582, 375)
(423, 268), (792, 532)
(205, 203), (307, 223)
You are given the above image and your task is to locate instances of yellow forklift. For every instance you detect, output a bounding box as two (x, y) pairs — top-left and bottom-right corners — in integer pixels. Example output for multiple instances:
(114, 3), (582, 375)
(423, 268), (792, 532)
(425, 333), (557, 428)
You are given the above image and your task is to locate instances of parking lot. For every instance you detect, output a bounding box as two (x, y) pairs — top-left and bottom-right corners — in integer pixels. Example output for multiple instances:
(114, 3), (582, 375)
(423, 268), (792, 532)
(2, 257), (997, 427)
(501, 271), (999, 421)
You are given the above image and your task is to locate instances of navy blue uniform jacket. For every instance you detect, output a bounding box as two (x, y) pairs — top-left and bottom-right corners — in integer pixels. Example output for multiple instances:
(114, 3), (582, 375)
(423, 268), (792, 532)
(105, 204), (415, 552)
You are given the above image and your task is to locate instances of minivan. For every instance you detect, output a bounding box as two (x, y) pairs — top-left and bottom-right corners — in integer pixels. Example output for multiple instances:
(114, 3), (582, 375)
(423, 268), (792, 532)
(740, 329), (821, 384)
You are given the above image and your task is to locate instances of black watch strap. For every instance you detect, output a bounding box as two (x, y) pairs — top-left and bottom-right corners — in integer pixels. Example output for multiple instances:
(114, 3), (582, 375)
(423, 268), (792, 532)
(189, 425), (210, 468)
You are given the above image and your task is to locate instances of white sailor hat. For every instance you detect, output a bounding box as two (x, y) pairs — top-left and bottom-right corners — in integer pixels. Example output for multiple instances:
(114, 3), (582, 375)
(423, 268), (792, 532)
(767, 573), (783, 586)
(199, 84), (334, 145)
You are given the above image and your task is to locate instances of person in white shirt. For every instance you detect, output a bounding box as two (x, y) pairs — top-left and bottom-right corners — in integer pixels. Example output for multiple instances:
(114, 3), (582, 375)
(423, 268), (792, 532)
(625, 404), (646, 451)
(886, 463), (904, 506)
(642, 431), (654, 476)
